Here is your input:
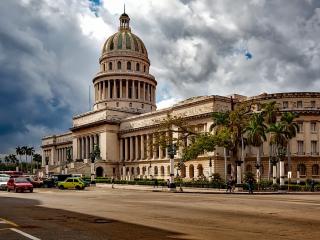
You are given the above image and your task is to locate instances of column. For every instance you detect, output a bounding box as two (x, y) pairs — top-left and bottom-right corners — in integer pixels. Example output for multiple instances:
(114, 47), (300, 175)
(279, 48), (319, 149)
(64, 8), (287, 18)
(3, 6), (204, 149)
(159, 133), (163, 159)
(135, 136), (139, 160)
(101, 81), (105, 100)
(153, 134), (157, 159)
(141, 135), (145, 160)
(120, 139), (124, 161)
(126, 80), (129, 98)
(138, 81), (141, 100)
(106, 81), (109, 99)
(82, 137), (85, 159)
(146, 134), (150, 159)
(150, 85), (153, 103)
(89, 135), (93, 155)
(130, 137), (134, 161)
(165, 132), (169, 159)
(120, 80), (123, 98)
(146, 83), (149, 102)
(125, 138), (129, 161)
(113, 80), (117, 98)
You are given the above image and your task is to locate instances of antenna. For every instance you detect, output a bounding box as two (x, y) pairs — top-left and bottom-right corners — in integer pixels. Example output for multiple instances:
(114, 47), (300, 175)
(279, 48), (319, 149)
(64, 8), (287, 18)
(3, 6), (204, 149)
(89, 85), (91, 111)
(124, 3), (126, 13)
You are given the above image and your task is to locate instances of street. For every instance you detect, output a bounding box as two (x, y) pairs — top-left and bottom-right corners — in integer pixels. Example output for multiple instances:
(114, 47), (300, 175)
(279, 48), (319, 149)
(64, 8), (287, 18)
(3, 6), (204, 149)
(0, 187), (320, 240)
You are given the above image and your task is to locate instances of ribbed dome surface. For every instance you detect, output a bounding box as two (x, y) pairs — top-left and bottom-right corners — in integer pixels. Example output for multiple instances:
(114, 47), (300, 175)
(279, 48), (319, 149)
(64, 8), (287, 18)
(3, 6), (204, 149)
(102, 31), (148, 57)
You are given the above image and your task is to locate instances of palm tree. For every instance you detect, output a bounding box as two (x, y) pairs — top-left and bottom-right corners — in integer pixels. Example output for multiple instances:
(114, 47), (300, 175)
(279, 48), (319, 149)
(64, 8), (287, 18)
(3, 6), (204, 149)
(280, 112), (299, 174)
(21, 146), (28, 173)
(267, 122), (288, 186)
(245, 113), (267, 183)
(261, 101), (278, 180)
(33, 153), (42, 170)
(27, 147), (35, 174)
(16, 146), (22, 172)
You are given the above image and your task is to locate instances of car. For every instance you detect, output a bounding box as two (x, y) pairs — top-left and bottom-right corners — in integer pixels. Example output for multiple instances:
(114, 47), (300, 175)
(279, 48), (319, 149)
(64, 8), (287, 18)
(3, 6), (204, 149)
(42, 177), (56, 188)
(57, 177), (86, 190)
(25, 176), (43, 188)
(0, 174), (10, 190)
(7, 177), (33, 193)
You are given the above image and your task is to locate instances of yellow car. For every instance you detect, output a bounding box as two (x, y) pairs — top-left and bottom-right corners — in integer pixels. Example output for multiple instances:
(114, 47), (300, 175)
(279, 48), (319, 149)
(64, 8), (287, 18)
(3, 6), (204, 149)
(57, 177), (85, 190)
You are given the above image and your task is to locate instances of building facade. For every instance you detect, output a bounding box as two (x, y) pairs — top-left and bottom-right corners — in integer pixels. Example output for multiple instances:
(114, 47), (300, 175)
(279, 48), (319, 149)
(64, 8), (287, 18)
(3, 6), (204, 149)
(41, 13), (320, 181)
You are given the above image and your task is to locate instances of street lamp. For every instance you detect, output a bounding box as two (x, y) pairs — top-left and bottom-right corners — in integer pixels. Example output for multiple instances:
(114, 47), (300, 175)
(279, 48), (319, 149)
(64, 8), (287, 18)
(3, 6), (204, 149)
(209, 158), (212, 181)
(167, 143), (177, 190)
(149, 161), (152, 179)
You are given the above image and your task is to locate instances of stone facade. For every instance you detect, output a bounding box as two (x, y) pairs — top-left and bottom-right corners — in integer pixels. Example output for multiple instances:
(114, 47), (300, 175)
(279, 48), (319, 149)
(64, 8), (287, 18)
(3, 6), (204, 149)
(41, 13), (320, 182)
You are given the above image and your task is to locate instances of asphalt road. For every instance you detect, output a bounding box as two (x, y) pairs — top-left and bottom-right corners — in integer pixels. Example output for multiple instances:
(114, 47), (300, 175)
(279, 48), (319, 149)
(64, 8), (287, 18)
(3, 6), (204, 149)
(0, 187), (320, 240)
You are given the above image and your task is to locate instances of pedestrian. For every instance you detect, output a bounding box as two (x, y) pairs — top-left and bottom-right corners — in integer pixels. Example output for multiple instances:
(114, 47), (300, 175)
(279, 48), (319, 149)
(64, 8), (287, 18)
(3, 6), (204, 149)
(166, 179), (170, 188)
(111, 177), (114, 189)
(226, 177), (233, 193)
(310, 179), (315, 192)
(248, 177), (254, 194)
(154, 178), (158, 188)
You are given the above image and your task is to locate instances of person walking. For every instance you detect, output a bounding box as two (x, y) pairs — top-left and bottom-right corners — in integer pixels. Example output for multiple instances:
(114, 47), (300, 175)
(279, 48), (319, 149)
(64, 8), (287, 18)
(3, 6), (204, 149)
(226, 177), (233, 193)
(111, 177), (115, 189)
(248, 177), (254, 194)
(154, 178), (158, 188)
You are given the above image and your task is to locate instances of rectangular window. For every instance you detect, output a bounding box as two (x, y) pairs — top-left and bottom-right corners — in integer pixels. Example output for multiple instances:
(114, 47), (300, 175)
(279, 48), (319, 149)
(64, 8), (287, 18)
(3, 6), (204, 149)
(311, 141), (318, 155)
(311, 101), (316, 108)
(311, 122), (317, 132)
(297, 122), (303, 133)
(297, 141), (304, 155)
(297, 101), (303, 108)
(283, 101), (288, 109)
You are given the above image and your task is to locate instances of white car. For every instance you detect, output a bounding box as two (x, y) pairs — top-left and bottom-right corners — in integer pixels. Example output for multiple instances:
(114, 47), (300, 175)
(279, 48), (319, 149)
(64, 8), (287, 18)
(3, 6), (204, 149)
(0, 174), (10, 190)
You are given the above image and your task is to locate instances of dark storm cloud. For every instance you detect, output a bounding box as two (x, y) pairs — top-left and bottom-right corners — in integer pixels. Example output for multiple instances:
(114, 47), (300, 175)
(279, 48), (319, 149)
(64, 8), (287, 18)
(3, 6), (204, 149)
(0, 0), (100, 153)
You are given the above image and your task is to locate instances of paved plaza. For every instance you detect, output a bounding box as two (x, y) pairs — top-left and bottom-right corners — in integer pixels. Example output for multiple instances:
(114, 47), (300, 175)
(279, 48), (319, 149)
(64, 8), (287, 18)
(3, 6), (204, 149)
(0, 187), (320, 240)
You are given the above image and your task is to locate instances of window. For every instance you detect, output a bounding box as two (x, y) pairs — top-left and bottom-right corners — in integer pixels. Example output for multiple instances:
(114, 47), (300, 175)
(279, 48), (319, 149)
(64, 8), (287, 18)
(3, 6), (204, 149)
(283, 101), (288, 109)
(245, 164), (252, 173)
(67, 179), (73, 182)
(297, 141), (304, 155)
(108, 62), (112, 70)
(117, 61), (121, 70)
(297, 101), (303, 108)
(144, 65), (146, 72)
(311, 101), (316, 108)
(312, 164), (319, 175)
(311, 122), (317, 132)
(136, 63), (140, 71)
(116, 102), (119, 107)
(129, 102), (132, 108)
(311, 141), (318, 155)
(297, 164), (306, 175)
(127, 61), (131, 70)
(227, 164), (232, 175)
(74, 179), (79, 183)
(297, 122), (303, 133)
(141, 103), (144, 109)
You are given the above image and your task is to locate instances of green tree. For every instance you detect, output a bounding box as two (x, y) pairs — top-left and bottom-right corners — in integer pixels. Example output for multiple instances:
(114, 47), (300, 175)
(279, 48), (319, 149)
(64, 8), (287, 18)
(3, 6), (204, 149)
(280, 112), (299, 173)
(33, 153), (42, 170)
(16, 146), (23, 171)
(245, 112), (267, 183)
(27, 147), (35, 173)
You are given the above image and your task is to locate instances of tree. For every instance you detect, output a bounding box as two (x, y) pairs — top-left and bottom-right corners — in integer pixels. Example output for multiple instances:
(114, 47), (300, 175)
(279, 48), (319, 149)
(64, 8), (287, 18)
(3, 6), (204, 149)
(33, 153), (42, 170)
(21, 146), (28, 173)
(267, 122), (288, 186)
(27, 147), (35, 173)
(261, 101), (278, 180)
(280, 112), (299, 173)
(245, 112), (267, 183)
(16, 146), (22, 171)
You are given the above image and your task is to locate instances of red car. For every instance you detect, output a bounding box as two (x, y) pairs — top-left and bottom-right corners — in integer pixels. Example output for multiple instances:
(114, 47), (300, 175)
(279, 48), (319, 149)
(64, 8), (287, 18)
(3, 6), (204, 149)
(7, 177), (33, 193)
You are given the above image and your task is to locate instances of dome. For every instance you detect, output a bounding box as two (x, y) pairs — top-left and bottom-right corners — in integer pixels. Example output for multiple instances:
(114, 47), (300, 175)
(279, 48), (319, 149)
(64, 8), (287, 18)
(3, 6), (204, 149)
(102, 31), (148, 56)
(101, 12), (148, 57)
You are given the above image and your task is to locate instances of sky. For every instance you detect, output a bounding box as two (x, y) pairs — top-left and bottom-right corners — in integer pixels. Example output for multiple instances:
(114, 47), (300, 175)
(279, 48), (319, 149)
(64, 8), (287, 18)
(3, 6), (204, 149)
(0, 0), (320, 155)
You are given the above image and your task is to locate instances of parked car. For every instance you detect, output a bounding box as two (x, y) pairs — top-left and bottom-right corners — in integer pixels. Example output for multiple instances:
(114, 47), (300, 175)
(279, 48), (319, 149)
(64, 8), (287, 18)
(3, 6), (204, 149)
(7, 177), (33, 193)
(25, 176), (43, 188)
(42, 177), (56, 188)
(57, 177), (86, 190)
(0, 174), (10, 190)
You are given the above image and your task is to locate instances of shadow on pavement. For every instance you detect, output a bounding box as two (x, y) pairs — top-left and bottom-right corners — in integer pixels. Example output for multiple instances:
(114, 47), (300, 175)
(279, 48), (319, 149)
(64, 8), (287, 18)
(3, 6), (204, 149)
(0, 197), (189, 240)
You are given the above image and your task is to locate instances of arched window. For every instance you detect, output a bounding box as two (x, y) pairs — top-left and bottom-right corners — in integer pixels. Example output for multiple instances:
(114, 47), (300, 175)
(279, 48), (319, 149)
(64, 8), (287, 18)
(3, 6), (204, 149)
(160, 166), (165, 176)
(181, 165), (186, 178)
(127, 61), (131, 70)
(312, 164), (319, 175)
(245, 164), (252, 173)
(131, 167), (134, 175)
(141, 104), (144, 109)
(126, 167), (130, 175)
(284, 163), (289, 174)
(167, 166), (170, 176)
(154, 166), (158, 176)
(117, 61), (121, 70)
(136, 63), (140, 71)
(136, 167), (140, 175)
(227, 164), (232, 175)
(297, 163), (307, 176)
(260, 164), (264, 175)
(189, 164), (194, 178)
(144, 65), (146, 72)
(108, 62), (112, 70)
(197, 164), (203, 177)
(142, 166), (146, 175)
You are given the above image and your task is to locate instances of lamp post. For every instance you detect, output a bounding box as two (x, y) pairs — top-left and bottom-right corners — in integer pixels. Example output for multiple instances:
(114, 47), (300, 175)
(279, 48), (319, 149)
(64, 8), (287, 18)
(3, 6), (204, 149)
(122, 162), (126, 180)
(149, 161), (152, 179)
(209, 158), (212, 181)
(168, 143), (176, 190)
(45, 156), (49, 178)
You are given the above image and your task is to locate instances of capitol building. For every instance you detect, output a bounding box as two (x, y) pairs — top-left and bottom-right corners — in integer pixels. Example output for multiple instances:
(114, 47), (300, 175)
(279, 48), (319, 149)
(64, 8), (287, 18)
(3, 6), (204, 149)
(41, 12), (320, 182)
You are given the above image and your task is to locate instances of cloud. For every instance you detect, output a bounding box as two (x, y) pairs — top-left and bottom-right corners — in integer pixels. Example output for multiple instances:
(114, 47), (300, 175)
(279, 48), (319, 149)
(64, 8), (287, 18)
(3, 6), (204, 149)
(0, 0), (320, 154)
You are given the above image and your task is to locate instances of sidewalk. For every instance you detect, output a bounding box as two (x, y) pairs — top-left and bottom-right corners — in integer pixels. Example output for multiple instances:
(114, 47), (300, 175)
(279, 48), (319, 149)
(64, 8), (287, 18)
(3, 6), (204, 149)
(95, 183), (320, 195)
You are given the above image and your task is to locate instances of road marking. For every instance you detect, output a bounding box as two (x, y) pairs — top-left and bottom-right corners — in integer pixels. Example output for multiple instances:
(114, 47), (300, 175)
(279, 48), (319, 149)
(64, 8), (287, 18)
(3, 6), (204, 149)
(0, 217), (19, 227)
(10, 228), (41, 240)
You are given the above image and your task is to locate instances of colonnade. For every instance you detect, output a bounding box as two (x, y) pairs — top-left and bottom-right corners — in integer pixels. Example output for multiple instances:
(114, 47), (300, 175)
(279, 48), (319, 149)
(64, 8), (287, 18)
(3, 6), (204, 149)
(120, 133), (169, 161)
(77, 134), (100, 159)
(95, 79), (155, 103)
(56, 147), (71, 164)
